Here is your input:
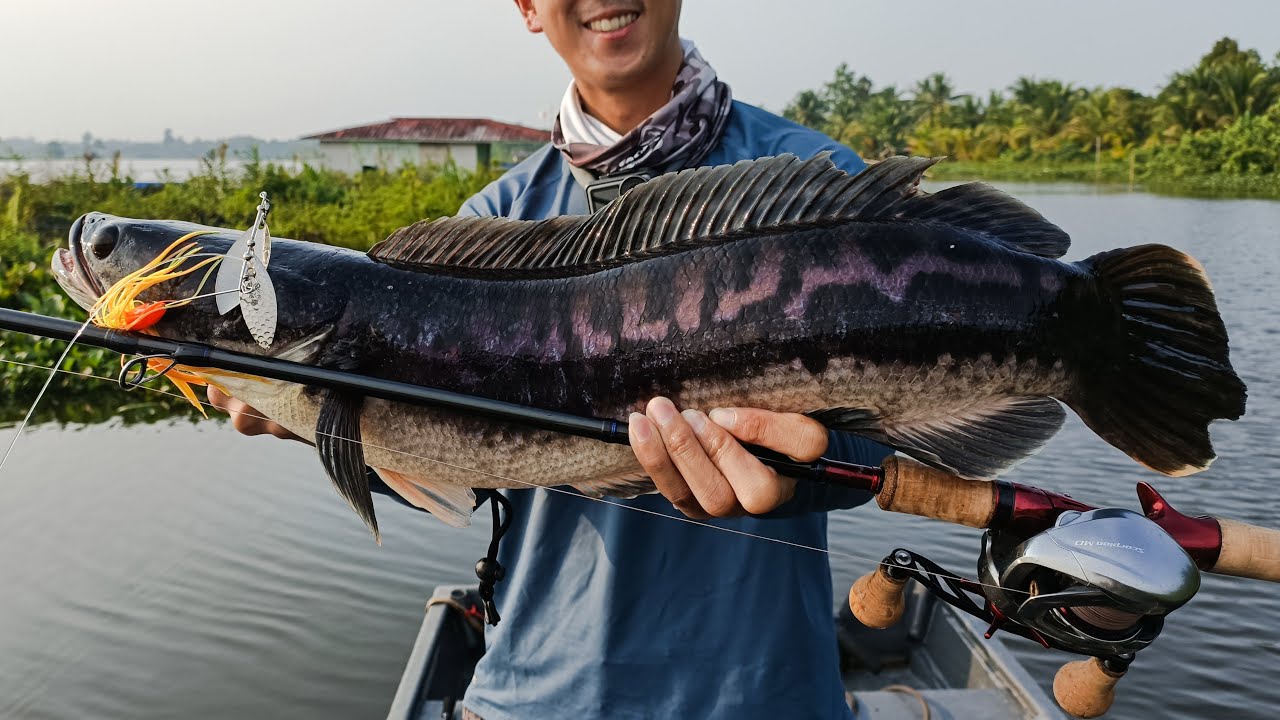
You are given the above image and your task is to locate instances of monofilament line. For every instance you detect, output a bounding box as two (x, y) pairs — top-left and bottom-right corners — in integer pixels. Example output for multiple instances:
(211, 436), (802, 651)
(0, 317), (93, 473)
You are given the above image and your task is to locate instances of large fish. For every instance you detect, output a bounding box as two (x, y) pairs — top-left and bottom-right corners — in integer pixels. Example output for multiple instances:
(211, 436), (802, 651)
(51, 155), (1247, 539)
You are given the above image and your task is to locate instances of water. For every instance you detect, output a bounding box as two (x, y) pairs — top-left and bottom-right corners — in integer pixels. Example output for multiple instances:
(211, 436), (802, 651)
(0, 185), (1277, 719)
(0, 158), (303, 184)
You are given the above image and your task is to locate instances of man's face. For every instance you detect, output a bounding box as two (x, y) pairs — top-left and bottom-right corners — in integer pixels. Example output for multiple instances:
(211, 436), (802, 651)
(515, 0), (682, 91)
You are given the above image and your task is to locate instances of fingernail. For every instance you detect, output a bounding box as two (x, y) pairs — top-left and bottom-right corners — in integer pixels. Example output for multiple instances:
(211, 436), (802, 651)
(648, 397), (676, 426)
(681, 409), (707, 433)
(628, 412), (652, 442)
(709, 408), (736, 431)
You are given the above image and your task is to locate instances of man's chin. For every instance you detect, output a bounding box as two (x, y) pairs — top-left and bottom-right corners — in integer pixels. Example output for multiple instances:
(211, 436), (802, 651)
(584, 51), (659, 89)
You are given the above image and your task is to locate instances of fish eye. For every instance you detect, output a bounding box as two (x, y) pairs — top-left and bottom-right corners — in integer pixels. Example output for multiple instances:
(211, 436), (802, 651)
(89, 224), (120, 260)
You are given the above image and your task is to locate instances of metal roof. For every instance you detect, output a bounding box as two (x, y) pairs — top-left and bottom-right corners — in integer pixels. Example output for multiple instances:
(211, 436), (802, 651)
(304, 118), (549, 144)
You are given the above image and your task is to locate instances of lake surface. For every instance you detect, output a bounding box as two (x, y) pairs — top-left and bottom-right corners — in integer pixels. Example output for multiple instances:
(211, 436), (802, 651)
(1, 183), (1278, 719)
(0, 158), (303, 184)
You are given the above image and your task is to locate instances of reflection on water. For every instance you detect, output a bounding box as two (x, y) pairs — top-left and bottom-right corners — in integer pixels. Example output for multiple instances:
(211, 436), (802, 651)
(0, 184), (1277, 719)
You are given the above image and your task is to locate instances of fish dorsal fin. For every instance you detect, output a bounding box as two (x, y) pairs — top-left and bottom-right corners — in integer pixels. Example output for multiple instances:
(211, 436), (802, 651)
(901, 183), (1071, 258)
(368, 153), (939, 278)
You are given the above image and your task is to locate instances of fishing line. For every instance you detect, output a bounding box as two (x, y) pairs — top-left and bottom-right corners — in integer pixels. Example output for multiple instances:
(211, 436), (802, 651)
(0, 354), (1028, 598)
(0, 317), (93, 474)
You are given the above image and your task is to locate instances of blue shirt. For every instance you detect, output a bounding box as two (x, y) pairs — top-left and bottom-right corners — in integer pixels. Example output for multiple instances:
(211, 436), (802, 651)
(457, 101), (890, 720)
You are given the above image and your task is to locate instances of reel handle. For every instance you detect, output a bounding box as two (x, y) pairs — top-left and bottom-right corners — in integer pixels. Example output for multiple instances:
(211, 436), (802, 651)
(848, 565), (908, 629)
(1053, 657), (1127, 718)
(1211, 517), (1280, 582)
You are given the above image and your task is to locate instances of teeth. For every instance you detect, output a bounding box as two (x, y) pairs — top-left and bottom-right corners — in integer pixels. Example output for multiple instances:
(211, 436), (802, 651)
(587, 12), (638, 32)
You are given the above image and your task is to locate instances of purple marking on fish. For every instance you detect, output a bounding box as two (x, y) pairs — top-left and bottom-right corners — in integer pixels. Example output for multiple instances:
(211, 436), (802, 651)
(785, 247), (1023, 318)
(507, 312), (567, 360)
(622, 301), (671, 343)
(572, 293), (614, 356)
(675, 279), (703, 333)
(714, 249), (782, 322)
(616, 271), (672, 343)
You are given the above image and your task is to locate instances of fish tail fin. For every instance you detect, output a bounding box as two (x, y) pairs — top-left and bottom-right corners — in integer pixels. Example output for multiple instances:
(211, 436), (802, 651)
(1067, 244), (1246, 475)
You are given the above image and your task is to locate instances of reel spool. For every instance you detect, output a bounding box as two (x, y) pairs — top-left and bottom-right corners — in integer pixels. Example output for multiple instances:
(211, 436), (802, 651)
(848, 507), (1202, 717)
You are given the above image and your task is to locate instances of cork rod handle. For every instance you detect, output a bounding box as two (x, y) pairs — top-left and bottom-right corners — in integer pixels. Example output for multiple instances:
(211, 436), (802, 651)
(848, 566), (908, 629)
(877, 456), (999, 528)
(1053, 657), (1124, 718)
(1210, 518), (1280, 582)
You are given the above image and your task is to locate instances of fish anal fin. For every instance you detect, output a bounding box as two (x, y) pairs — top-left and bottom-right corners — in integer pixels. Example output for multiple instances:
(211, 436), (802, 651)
(371, 467), (477, 528)
(316, 389), (379, 542)
(810, 397), (1065, 480)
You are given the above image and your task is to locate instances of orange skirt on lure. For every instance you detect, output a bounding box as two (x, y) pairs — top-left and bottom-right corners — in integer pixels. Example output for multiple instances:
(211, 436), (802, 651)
(90, 231), (232, 416)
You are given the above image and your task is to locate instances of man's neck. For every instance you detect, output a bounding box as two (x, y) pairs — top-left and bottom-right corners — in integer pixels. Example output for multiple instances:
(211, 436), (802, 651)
(575, 46), (685, 135)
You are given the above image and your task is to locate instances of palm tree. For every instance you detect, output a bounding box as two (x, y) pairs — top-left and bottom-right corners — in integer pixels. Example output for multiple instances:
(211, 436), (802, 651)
(1212, 62), (1278, 120)
(859, 87), (916, 157)
(949, 95), (986, 130)
(1155, 38), (1280, 136)
(784, 90), (828, 129)
(823, 63), (874, 130)
(1009, 78), (1086, 149)
(1156, 66), (1218, 135)
(912, 73), (961, 125)
(1066, 88), (1151, 154)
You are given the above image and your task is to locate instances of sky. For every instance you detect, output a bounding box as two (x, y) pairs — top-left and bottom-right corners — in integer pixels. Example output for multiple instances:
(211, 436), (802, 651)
(1, 0), (1278, 142)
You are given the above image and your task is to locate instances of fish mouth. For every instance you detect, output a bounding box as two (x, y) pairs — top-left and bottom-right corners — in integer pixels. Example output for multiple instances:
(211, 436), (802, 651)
(52, 214), (106, 311)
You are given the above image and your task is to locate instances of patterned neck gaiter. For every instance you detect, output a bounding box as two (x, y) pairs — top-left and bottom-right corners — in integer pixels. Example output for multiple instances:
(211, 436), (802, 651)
(552, 39), (733, 176)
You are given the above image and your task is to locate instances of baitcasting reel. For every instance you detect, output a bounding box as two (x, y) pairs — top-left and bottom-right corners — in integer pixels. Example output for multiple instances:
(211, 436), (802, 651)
(849, 507), (1201, 717)
(979, 507), (1201, 656)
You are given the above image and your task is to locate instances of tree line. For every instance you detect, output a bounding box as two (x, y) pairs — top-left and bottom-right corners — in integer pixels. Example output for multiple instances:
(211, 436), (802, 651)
(783, 37), (1280, 188)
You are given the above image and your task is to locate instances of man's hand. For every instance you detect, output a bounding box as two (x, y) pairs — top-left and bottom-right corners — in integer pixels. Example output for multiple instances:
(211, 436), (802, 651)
(628, 397), (829, 519)
(206, 386), (302, 441)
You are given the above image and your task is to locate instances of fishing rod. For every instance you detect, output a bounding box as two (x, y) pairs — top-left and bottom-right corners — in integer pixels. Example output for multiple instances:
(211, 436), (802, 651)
(0, 306), (878, 485)
(3, 305), (1276, 580)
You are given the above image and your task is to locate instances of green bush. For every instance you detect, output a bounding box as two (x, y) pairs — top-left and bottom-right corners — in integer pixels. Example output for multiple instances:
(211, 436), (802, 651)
(1146, 108), (1280, 180)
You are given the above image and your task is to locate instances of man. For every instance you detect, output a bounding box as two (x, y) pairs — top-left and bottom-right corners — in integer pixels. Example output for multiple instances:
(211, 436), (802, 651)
(211, 2), (889, 717)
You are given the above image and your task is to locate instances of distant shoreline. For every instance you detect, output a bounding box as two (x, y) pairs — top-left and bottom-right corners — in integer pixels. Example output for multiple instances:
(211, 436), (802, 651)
(927, 160), (1280, 200)
(5, 153), (1277, 202)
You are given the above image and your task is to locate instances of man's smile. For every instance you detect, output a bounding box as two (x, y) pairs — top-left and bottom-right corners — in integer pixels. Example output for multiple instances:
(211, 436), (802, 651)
(585, 11), (639, 33)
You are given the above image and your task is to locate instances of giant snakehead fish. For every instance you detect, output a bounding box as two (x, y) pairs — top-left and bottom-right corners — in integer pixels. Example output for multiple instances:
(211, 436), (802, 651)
(50, 154), (1248, 540)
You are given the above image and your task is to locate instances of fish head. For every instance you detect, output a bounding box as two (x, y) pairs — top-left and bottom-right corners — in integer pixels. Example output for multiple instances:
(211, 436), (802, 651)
(54, 212), (345, 357)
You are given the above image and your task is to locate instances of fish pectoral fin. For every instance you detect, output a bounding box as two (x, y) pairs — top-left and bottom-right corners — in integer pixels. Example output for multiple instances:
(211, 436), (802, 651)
(569, 473), (656, 500)
(812, 397), (1066, 480)
(807, 407), (889, 439)
(370, 468), (476, 528)
(316, 389), (380, 543)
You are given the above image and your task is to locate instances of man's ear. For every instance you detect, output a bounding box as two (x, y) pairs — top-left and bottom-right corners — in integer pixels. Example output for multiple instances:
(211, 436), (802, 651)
(513, 0), (543, 33)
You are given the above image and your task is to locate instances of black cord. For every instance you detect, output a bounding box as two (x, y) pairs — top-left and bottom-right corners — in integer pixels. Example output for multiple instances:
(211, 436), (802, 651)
(474, 490), (513, 626)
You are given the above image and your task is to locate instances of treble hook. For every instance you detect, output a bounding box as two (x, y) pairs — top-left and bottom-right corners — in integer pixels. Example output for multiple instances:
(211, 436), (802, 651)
(118, 353), (180, 391)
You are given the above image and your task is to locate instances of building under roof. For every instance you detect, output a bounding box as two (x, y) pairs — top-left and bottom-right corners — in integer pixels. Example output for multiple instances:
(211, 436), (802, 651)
(305, 118), (549, 173)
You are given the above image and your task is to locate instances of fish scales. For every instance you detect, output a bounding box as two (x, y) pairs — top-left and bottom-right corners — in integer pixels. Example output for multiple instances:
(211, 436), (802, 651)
(358, 225), (1066, 420)
(54, 154), (1246, 535)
